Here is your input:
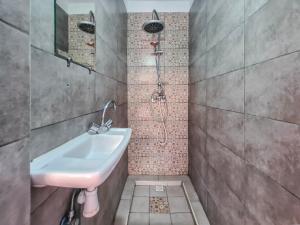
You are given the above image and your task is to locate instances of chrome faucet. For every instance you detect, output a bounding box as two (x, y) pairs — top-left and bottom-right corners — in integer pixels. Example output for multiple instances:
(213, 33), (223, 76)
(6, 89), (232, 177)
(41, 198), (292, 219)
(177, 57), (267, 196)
(101, 100), (116, 127)
(88, 100), (117, 134)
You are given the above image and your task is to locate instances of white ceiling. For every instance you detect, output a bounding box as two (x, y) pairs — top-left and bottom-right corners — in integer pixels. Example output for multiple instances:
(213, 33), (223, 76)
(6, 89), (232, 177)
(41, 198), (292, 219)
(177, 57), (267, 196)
(124, 0), (194, 12)
(56, 0), (95, 14)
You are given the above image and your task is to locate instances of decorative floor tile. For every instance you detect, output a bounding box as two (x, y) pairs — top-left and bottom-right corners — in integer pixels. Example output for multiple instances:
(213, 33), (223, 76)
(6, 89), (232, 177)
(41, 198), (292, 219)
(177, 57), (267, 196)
(150, 197), (170, 214)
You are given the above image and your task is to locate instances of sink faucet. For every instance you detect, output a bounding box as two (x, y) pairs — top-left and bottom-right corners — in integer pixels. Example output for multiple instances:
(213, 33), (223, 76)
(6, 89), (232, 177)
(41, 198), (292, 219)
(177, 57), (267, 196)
(101, 100), (116, 127)
(88, 100), (117, 134)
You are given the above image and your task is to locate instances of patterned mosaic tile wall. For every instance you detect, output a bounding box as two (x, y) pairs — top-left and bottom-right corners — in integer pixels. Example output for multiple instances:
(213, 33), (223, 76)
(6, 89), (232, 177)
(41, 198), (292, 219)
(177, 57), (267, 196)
(127, 13), (189, 175)
(68, 14), (96, 69)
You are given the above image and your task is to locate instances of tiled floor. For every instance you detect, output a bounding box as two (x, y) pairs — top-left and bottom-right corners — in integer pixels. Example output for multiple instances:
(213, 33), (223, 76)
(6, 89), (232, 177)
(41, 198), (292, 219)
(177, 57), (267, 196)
(114, 175), (210, 225)
(129, 184), (195, 225)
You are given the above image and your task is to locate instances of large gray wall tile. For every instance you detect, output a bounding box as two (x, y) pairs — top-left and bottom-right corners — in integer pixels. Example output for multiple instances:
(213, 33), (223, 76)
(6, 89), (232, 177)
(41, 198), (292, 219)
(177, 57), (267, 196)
(189, 54), (206, 83)
(207, 69), (244, 113)
(190, 146), (207, 182)
(245, 165), (300, 225)
(207, 108), (244, 158)
(31, 188), (73, 225)
(0, 21), (30, 145)
(206, 192), (224, 225)
(0, 139), (30, 225)
(189, 123), (206, 157)
(207, 166), (245, 225)
(31, 0), (54, 53)
(245, 115), (300, 198)
(96, 36), (118, 78)
(245, 52), (300, 124)
(206, 0), (226, 22)
(207, 136), (245, 201)
(31, 186), (58, 212)
(207, 25), (244, 78)
(189, 0), (300, 225)
(189, 0), (207, 43)
(0, 0), (29, 32)
(245, 0), (300, 65)
(69, 70), (96, 116)
(31, 47), (71, 128)
(206, 0), (244, 50)
(189, 103), (206, 130)
(190, 80), (206, 105)
(245, 0), (269, 18)
(30, 1), (128, 225)
(189, 30), (207, 64)
(29, 113), (98, 159)
(95, 74), (118, 108)
(190, 164), (208, 210)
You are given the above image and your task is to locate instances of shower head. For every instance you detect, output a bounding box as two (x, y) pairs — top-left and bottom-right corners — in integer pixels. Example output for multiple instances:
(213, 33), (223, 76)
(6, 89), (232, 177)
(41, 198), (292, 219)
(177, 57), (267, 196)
(143, 20), (164, 33)
(78, 11), (95, 34)
(142, 9), (164, 33)
(78, 21), (95, 34)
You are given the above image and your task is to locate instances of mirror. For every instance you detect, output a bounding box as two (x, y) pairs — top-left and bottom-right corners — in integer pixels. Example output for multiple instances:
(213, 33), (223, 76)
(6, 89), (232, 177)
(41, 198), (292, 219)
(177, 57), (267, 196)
(55, 0), (96, 70)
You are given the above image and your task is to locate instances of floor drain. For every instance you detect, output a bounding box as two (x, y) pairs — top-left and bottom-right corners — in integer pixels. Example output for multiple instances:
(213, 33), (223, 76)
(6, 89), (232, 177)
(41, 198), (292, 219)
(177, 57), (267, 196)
(155, 185), (164, 192)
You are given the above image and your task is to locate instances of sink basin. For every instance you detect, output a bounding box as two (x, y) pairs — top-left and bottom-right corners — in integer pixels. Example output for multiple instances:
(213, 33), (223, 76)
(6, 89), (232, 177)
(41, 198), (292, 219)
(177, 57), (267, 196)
(30, 128), (132, 189)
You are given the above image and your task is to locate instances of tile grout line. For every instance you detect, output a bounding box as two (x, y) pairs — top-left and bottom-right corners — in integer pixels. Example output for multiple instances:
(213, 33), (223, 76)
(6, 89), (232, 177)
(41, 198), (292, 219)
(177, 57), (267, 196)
(127, 180), (136, 225)
(165, 185), (173, 225)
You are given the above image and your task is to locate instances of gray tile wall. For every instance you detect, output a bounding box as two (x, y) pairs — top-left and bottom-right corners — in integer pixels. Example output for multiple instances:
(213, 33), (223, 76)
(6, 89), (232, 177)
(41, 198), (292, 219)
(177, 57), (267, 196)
(30, 1), (128, 225)
(0, 0), (30, 225)
(188, 0), (300, 225)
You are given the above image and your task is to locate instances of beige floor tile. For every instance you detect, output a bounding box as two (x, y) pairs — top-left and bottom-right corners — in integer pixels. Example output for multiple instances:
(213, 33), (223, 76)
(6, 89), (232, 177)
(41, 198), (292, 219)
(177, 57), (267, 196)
(166, 186), (185, 197)
(128, 213), (149, 225)
(150, 213), (171, 225)
(131, 197), (149, 213)
(171, 213), (195, 225)
(114, 199), (131, 225)
(168, 197), (190, 213)
(134, 185), (150, 196)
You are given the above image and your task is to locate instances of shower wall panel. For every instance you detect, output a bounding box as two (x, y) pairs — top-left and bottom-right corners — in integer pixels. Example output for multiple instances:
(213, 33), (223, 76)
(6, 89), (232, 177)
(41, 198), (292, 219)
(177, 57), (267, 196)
(127, 12), (189, 175)
(189, 0), (300, 224)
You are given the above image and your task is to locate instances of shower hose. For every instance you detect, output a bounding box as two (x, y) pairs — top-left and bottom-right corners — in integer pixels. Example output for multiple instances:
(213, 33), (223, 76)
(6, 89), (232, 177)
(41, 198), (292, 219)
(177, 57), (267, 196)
(150, 91), (168, 146)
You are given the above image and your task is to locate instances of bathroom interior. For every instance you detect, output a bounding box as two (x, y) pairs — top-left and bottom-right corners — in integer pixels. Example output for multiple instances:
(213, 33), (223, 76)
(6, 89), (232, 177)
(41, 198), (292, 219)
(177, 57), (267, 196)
(1, 0), (300, 224)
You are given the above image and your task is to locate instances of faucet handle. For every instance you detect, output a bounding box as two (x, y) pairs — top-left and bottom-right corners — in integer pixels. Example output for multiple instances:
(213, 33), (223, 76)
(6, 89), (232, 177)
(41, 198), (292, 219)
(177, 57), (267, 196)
(105, 119), (113, 128)
(88, 122), (100, 134)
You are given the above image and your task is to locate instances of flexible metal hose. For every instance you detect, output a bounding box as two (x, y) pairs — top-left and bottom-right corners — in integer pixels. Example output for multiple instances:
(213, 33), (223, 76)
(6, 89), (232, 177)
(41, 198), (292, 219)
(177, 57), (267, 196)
(158, 100), (168, 146)
(150, 92), (168, 146)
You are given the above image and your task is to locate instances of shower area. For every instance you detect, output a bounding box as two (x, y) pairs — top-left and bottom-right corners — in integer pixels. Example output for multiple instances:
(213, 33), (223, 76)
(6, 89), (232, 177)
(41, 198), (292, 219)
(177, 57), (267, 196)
(128, 11), (189, 175)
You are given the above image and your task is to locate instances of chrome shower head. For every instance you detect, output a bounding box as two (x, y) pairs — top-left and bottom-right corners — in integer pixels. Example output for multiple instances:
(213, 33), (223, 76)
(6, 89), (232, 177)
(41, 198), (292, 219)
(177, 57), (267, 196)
(77, 21), (95, 34)
(143, 20), (164, 33)
(78, 11), (95, 34)
(142, 9), (164, 33)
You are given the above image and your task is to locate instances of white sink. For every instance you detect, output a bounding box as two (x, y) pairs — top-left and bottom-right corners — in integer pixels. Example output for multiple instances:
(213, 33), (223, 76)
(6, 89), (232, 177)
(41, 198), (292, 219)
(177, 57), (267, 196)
(30, 128), (132, 189)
